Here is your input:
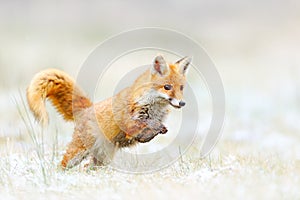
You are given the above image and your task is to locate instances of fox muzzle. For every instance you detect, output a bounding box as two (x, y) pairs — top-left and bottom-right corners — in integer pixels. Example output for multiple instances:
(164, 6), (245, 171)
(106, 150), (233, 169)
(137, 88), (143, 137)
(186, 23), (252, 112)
(168, 98), (186, 108)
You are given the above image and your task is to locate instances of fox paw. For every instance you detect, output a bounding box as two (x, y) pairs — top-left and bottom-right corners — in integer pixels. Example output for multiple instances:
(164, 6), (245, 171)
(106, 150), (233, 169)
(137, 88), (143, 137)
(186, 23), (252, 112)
(135, 125), (168, 143)
(135, 128), (158, 143)
(158, 126), (168, 134)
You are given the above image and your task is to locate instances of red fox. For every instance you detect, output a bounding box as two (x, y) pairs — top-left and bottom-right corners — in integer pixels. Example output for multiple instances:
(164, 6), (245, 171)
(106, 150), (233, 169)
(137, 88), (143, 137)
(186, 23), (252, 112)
(26, 55), (191, 169)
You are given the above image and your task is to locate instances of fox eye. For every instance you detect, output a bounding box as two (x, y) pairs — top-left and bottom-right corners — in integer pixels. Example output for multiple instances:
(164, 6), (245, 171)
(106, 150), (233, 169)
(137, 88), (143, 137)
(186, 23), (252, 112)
(164, 84), (172, 90)
(180, 85), (184, 91)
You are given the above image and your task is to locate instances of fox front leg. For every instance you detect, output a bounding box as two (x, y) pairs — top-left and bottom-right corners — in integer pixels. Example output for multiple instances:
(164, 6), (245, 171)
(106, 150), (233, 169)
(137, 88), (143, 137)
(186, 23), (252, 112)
(121, 117), (168, 142)
(135, 125), (168, 143)
(134, 119), (168, 143)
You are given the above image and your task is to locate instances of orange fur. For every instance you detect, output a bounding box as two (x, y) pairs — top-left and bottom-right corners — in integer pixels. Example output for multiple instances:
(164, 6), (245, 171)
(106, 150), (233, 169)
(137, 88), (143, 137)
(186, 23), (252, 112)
(26, 69), (92, 125)
(26, 56), (191, 169)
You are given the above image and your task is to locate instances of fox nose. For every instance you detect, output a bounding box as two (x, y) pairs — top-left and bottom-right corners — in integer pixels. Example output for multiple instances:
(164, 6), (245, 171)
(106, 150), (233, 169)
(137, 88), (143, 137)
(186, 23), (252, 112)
(168, 98), (186, 108)
(179, 101), (186, 107)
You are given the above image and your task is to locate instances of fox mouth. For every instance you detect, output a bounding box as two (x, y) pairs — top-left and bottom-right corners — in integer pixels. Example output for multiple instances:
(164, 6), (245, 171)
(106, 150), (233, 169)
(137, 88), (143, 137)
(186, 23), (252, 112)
(169, 102), (181, 109)
(168, 98), (186, 109)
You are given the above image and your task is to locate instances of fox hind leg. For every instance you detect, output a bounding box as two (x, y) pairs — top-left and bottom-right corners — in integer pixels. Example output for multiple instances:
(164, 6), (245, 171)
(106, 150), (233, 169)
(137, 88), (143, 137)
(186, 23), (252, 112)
(61, 134), (88, 169)
(66, 150), (89, 168)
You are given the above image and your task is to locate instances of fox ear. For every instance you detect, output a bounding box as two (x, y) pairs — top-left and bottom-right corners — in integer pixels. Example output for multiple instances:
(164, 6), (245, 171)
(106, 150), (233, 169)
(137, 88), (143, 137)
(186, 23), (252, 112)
(151, 55), (169, 76)
(176, 56), (192, 75)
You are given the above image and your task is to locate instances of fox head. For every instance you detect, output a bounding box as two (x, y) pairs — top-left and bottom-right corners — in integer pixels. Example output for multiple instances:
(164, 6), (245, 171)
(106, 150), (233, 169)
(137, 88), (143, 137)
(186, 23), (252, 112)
(150, 55), (191, 108)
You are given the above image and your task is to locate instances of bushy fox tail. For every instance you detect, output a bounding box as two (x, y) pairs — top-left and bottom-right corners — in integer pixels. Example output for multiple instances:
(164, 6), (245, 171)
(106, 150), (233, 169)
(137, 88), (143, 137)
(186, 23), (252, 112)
(26, 68), (92, 125)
